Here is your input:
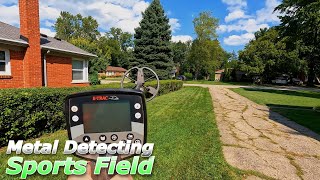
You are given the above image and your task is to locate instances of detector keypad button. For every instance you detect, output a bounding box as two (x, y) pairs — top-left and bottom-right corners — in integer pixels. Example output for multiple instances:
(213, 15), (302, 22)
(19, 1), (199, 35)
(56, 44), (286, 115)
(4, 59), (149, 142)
(83, 136), (90, 143)
(135, 112), (141, 119)
(134, 103), (141, 109)
(111, 134), (118, 141)
(71, 106), (78, 112)
(72, 115), (79, 122)
(99, 135), (107, 142)
(127, 133), (134, 140)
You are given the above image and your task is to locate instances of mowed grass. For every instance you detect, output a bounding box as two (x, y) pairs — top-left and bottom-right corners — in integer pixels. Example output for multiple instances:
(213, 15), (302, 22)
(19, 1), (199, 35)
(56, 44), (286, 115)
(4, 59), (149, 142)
(0, 87), (243, 180)
(232, 88), (320, 134)
(185, 80), (252, 86)
(102, 77), (123, 81)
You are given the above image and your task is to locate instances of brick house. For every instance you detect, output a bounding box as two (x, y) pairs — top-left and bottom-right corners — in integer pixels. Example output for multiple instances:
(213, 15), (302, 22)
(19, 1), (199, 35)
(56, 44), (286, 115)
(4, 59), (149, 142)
(105, 66), (127, 77)
(0, 0), (96, 89)
(215, 69), (225, 81)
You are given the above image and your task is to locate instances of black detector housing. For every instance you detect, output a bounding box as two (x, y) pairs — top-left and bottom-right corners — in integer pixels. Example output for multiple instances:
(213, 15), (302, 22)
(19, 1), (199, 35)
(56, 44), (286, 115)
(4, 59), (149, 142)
(64, 89), (147, 160)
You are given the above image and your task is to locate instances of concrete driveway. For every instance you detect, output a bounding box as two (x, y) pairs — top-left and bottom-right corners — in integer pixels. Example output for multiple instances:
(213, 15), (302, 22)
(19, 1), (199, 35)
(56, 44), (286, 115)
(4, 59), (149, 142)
(184, 83), (320, 92)
(185, 84), (320, 180)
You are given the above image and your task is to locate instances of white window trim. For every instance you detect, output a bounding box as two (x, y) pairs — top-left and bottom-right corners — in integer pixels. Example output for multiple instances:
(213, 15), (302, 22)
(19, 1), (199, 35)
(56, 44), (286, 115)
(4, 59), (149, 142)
(71, 59), (89, 83)
(0, 49), (11, 76)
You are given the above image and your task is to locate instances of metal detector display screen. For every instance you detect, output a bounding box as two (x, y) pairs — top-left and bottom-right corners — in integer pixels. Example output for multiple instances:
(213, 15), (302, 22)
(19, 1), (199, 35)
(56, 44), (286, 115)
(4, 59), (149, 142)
(82, 101), (132, 133)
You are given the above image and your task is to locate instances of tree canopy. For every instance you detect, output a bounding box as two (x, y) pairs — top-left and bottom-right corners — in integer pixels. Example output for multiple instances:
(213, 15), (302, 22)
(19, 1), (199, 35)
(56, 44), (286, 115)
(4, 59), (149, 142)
(187, 12), (227, 80)
(54, 11), (100, 42)
(275, 0), (320, 85)
(133, 0), (173, 79)
(239, 28), (306, 82)
(54, 11), (134, 73)
(193, 11), (219, 41)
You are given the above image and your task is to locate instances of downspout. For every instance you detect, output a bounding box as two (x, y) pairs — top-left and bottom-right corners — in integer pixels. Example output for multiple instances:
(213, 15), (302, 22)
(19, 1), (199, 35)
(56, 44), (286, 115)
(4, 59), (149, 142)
(43, 50), (50, 87)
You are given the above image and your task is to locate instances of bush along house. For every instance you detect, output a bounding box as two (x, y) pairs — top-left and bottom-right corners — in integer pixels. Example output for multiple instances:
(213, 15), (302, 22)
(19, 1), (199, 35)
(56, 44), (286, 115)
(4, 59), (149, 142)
(0, 0), (96, 89)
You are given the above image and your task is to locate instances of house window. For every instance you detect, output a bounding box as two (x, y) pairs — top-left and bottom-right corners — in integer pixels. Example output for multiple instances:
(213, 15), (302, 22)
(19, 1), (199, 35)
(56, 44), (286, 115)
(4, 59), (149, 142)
(0, 49), (11, 75)
(72, 59), (88, 82)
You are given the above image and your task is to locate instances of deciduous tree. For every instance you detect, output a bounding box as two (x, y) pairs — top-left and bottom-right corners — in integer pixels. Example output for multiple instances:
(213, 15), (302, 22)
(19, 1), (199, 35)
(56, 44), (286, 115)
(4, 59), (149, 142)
(239, 28), (306, 82)
(54, 11), (100, 42)
(275, 0), (320, 86)
(187, 12), (225, 80)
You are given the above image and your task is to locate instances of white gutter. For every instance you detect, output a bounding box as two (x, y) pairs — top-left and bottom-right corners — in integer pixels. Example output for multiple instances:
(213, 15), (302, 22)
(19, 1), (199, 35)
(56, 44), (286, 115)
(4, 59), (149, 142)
(41, 45), (97, 58)
(43, 50), (50, 87)
(0, 37), (96, 57)
(0, 37), (29, 46)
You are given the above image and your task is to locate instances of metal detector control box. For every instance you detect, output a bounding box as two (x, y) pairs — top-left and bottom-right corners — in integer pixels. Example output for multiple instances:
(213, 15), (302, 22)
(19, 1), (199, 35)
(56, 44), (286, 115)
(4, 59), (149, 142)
(65, 89), (147, 160)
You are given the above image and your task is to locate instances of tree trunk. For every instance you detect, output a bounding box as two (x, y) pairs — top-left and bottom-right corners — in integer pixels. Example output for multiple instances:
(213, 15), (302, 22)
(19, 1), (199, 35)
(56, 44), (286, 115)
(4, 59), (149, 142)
(194, 71), (199, 80)
(307, 61), (316, 87)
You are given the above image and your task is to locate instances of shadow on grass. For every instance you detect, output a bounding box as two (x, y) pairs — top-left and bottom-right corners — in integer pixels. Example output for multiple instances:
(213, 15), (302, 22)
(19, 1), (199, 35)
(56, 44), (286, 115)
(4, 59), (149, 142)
(267, 104), (314, 110)
(267, 104), (320, 141)
(242, 88), (320, 99)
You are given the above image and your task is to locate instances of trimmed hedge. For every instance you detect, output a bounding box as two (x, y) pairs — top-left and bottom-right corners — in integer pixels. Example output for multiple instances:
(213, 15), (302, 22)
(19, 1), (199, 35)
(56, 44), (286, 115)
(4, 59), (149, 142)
(0, 80), (183, 147)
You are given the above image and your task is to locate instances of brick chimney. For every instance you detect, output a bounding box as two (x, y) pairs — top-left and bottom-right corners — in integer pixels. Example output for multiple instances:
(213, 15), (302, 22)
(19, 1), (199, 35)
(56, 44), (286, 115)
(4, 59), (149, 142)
(19, 0), (42, 87)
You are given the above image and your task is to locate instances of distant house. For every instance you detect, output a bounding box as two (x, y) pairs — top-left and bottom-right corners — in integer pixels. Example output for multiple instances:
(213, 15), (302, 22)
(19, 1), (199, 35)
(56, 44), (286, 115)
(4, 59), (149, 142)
(170, 67), (178, 78)
(0, 0), (95, 89)
(215, 69), (225, 81)
(105, 66), (127, 77)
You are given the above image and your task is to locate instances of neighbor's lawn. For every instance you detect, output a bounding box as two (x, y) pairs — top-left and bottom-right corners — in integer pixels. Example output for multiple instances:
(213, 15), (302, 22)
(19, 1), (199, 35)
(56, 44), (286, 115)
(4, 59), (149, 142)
(185, 80), (252, 86)
(232, 88), (320, 134)
(0, 87), (244, 180)
(104, 77), (123, 81)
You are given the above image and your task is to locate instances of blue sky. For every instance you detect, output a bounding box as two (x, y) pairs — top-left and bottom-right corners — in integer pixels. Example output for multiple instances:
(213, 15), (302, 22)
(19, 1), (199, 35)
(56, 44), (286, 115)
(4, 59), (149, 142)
(0, 0), (281, 53)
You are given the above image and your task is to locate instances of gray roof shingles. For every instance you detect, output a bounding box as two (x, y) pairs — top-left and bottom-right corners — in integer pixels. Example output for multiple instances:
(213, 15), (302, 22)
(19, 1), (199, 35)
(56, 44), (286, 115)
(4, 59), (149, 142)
(0, 21), (96, 57)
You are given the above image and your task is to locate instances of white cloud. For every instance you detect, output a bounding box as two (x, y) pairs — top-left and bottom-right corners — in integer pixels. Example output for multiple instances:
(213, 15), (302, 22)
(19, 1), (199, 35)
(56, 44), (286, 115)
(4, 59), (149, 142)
(222, 0), (247, 10)
(171, 35), (193, 43)
(219, 0), (281, 47)
(0, 0), (152, 34)
(256, 0), (281, 23)
(40, 28), (56, 37)
(225, 10), (250, 22)
(115, 19), (141, 33)
(80, 1), (149, 33)
(0, 0), (186, 36)
(218, 19), (269, 33)
(222, 0), (250, 24)
(39, 4), (60, 21)
(169, 18), (181, 33)
(237, 19), (269, 32)
(217, 25), (227, 33)
(44, 20), (54, 27)
(0, 4), (19, 26)
(132, 1), (149, 14)
(224, 33), (255, 46)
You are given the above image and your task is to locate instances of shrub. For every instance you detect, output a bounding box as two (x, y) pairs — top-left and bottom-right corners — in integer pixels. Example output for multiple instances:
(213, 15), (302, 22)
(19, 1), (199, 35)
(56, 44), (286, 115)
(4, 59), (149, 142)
(0, 80), (183, 147)
(89, 71), (101, 85)
(223, 69), (232, 82)
(100, 75), (107, 80)
(209, 74), (215, 81)
(184, 72), (193, 80)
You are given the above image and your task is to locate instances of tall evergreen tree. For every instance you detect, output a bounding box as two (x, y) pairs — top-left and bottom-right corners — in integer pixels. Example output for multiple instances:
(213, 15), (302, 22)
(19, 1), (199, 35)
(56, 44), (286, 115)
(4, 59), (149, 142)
(133, 0), (173, 79)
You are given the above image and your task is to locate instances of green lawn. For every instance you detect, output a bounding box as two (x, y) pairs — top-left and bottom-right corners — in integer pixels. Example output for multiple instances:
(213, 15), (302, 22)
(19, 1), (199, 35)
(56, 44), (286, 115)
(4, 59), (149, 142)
(0, 87), (244, 180)
(185, 80), (252, 86)
(231, 88), (320, 134)
(103, 77), (123, 81)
